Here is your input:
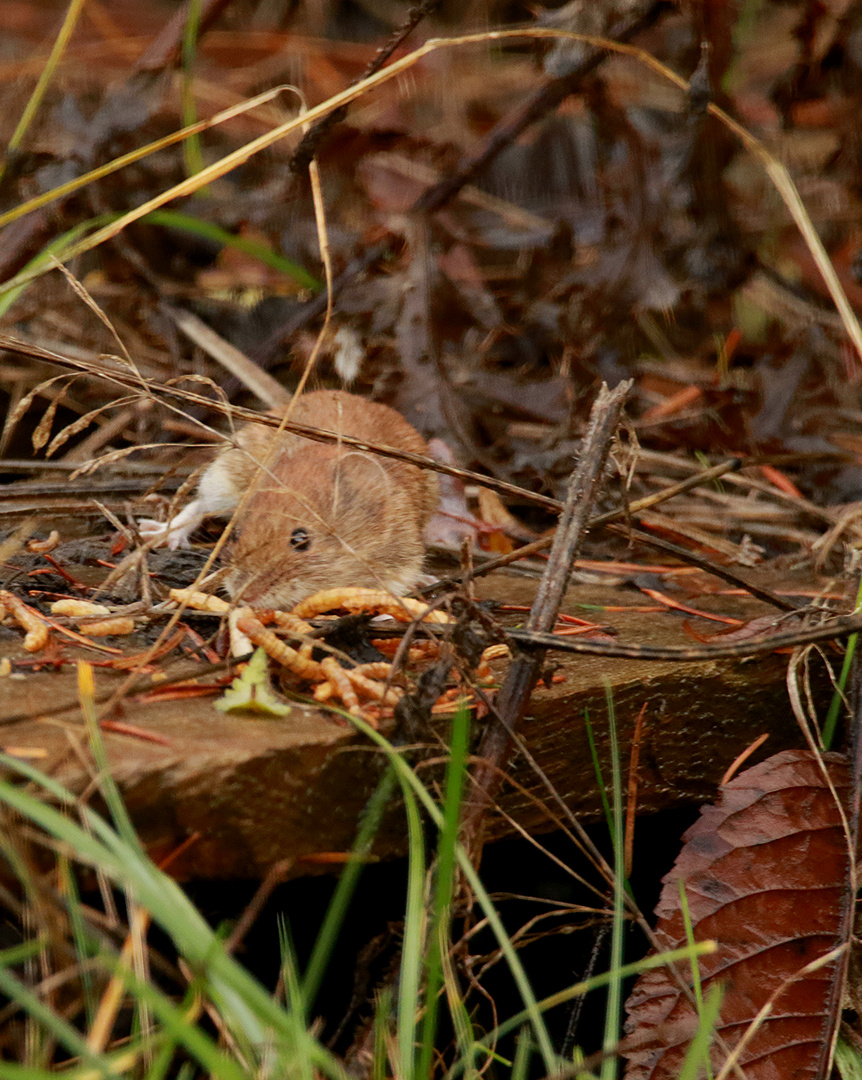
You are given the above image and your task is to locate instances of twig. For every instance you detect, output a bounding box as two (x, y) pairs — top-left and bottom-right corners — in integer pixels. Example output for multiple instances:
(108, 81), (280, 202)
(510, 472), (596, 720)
(462, 380), (633, 863)
(429, 457), (744, 579)
(603, 524), (799, 612)
(505, 611), (862, 660)
(288, 0), (444, 175)
(0, 333), (561, 512)
(428, 455), (800, 613)
(416, 2), (670, 216)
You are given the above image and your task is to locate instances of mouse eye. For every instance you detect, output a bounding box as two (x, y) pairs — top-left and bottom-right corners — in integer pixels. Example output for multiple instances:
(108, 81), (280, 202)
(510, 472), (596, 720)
(290, 527), (311, 551)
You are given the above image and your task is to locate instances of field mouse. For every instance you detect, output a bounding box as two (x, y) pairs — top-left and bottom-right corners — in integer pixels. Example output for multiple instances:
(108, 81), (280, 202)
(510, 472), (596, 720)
(138, 390), (439, 609)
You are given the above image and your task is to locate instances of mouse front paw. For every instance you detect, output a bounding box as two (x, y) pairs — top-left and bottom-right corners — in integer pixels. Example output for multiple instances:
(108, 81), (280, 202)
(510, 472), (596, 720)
(137, 518), (192, 550)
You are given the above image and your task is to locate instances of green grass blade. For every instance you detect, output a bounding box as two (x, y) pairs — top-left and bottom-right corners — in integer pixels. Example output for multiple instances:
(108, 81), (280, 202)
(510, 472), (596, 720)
(600, 683), (625, 1080)
(277, 918), (315, 1080)
(181, 0), (207, 182)
(142, 1029), (182, 1080)
(0, 215), (116, 318)
(438, 915), (480, 1079)
(374, 984), (394, 1080)
(142, 210), (321, 289)
(0, 208), (320, 321)
(511, 1029), (533, 1080)
(0, 939), (46, 968)
(0, 1066), (88, 1080)
(397, 780), (426, 1080)
(584, 708), (613, 843)
(58, 856), (99, 1030)
(676, 984), (724, 1080)
(823, 572), (862, 748)
(302, 766), (397, 1011)
(678, 879), (716, 1080)
(416, 703), (471, 1080)
(677, 881), (703, 1013)
(79, 663), (142, 852)
(0, 0), (86, 186)
(104, 964), (246, 1080)
(0, 963), (120, 1077)
(443, 941), (716, 1079)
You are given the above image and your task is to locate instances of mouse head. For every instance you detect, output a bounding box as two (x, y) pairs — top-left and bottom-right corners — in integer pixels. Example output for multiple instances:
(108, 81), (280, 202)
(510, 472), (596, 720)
(225, 448), (421, 609)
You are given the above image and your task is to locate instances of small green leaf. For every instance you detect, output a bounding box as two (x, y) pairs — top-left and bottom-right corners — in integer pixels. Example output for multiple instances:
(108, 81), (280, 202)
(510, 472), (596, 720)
(215, 648), (291, 717)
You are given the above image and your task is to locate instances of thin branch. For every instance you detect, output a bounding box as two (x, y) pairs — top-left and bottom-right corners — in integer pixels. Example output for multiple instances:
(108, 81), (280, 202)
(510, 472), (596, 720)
(506, 612), (862, 660)
(462, 380), (633, 863)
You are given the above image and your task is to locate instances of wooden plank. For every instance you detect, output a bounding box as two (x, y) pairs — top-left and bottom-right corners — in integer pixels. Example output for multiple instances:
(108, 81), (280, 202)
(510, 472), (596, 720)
(0, 569), (828, 878)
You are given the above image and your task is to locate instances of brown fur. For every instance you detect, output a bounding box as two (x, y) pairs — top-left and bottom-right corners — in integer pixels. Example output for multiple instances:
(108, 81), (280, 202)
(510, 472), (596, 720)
(220, 391), (438, 608)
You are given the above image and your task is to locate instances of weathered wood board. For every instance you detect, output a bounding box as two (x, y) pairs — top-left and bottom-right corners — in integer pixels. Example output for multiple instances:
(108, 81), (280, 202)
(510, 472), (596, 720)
(0, 567), (834, 879)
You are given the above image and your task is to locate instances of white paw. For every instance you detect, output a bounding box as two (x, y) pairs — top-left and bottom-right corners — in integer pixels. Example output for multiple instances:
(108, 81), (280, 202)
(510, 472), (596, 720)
(137, 518), (192, 550)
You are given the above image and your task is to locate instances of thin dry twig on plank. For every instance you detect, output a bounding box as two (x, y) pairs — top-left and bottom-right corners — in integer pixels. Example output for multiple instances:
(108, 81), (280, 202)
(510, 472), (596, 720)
(601, 525), (800, 613)
(463, 379), (633, 864)
(506, 612), (862, 661)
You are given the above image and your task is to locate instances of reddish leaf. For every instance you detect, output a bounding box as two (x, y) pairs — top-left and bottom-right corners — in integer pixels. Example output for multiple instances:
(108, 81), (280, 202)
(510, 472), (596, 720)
(625, 749), (852, 1080)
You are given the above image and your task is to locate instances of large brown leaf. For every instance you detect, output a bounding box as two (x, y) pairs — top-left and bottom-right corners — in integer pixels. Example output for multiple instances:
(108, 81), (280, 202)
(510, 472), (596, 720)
(624, 749), (853, 1080)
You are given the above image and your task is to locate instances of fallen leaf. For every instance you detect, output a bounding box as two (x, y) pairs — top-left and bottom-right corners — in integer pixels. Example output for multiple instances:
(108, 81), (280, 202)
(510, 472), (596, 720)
(624, 749), (852, 1080)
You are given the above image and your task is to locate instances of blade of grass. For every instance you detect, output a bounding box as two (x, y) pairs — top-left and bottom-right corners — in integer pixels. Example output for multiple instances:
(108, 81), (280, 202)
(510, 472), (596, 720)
(301, 767), (397, 1011)
(374, 985), (394, 1080)
(397, 780), (426, 1080)
(79, 662), (142, 851)
(443, 942), (717, 1080)
(0, 214), (116, 318)
(416, 704), (471, 1080)
(0, 86), (296, 232)
(823, 572), (862, 749)
(0, 939), (47, 968)
(511, 1029), (533, 1080)
(71, 986), (199, 1080)
(584, 707), (613, 843)
(0, 0), (86, 187)
(600, 683), (625, 1080)
(143, 1026), (183, 1080)
(277, 919), (315, 1080)
(678, 879), (715, 1080)
(0, 964), (120, 1078)
(143, 210), (320, 290)
(181, 0), (207, 183)
(101, 964), (246, 1080)
(0, 1066), (104, 1080)
(678, 881), (705, 1013)
(677, 984), (724, 1080)
(57, 855), (99, 1031)
(0, 209), (319, 321)
(438, 915), (481, 1079)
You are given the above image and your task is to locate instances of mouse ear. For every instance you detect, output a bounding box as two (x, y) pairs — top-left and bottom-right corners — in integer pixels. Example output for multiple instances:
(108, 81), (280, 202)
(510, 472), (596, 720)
(333, 452), (392, 512)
